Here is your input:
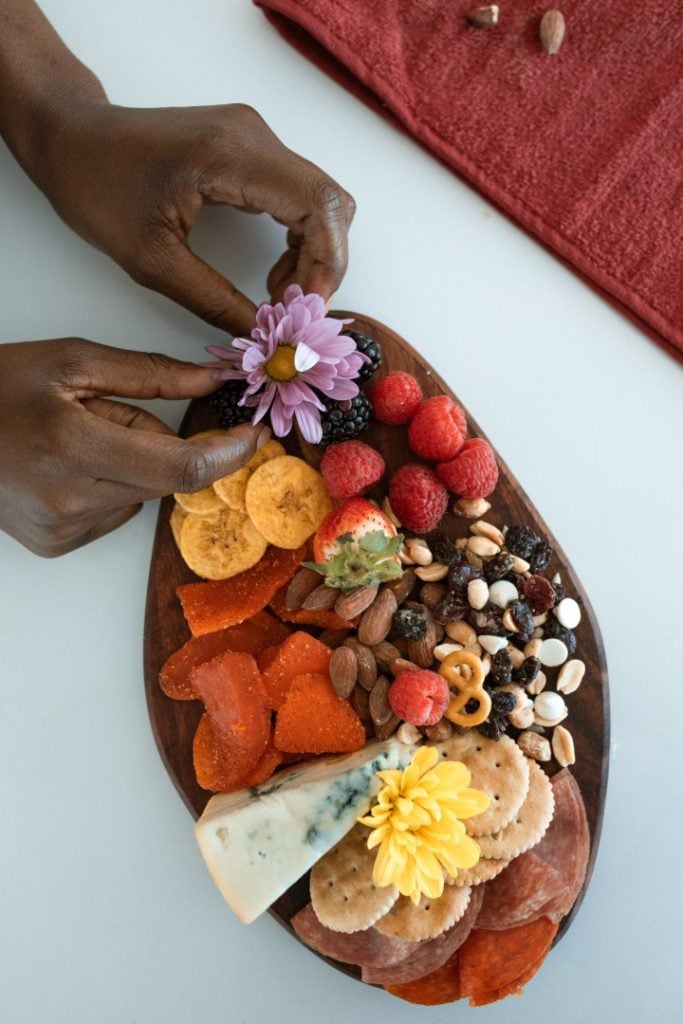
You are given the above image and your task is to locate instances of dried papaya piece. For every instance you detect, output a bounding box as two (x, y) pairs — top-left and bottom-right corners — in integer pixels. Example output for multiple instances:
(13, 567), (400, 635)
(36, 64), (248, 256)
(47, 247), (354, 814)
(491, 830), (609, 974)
(190, 652), (270, 789)
(384, 951), (463, 1006)
(240, 737), (284, 788)
(194, 717), (282, 793)
(177, 544), (306, 636)
(270, 585), (358, 632)
(160, 611), (290, 700)
(256, 643), (281, 674)
(261, 631), (332, 710)
(459, 918), (559, 1005)
(274, 672), (365, 754)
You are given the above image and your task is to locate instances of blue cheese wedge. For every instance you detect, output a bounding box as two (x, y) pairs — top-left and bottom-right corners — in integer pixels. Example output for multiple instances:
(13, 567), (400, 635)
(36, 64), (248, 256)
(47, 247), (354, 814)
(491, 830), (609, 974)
(194, 739), (414, 924)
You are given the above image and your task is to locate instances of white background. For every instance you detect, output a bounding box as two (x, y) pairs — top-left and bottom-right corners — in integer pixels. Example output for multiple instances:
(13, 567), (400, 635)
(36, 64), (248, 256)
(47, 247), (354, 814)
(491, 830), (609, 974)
(1, 2), (682, 1022)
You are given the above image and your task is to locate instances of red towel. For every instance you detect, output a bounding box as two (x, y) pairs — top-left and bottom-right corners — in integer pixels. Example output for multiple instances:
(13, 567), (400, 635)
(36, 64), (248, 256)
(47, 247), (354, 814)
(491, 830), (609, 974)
(256, 0), (683, 363)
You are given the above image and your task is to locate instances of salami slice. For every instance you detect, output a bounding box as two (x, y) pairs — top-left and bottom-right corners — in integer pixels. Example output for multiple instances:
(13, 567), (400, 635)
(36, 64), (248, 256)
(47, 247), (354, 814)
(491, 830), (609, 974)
(362, 885), (484, 986)
(291, 904), (415, 968)
(476, 768), (590, 930)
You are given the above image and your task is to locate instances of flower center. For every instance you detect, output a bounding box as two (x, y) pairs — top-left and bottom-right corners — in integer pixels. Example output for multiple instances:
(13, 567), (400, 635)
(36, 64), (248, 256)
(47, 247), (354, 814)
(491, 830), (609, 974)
(265, 344), (298, 382)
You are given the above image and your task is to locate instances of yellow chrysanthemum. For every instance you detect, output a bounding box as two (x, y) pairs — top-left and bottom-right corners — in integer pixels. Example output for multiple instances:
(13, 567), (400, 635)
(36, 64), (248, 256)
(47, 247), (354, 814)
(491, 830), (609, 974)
(357, 746), (490, 904)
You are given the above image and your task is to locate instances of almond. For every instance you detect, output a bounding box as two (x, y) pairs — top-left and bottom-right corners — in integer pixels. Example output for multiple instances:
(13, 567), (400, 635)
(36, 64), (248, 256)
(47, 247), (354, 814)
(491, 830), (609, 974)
(334, 583), (379, 620)
(374, 712), (401, 740)
(302, 583), (338, 611)
(407, 605), (438, 668)
(382, 568), (416, 606)
(369, 675), (393, 726)
(539, 9), (565, 55)
(419, 582), (447, 610)
(350, 684), (371, 722)
(284, 566), (321, 611)
(389, 657), (421, 677)
(371, 640), (402, 669)
(358, 589), (398, 646)
(329, 646), (358, 699)
(424, 718), (454, 742)
(344, 638), (378, 691)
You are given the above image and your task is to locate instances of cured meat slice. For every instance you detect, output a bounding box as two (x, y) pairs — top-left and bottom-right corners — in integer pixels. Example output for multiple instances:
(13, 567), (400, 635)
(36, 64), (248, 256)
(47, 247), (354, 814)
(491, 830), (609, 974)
(383, 951), (463, 1006)
(159, 611), (290, 700)
(475, 849), (564, 930)
(459, 918), (559, 1005)
(476, 768), (590, 930)
(292, 904), (415, 968)
(363, 885), (484, 986)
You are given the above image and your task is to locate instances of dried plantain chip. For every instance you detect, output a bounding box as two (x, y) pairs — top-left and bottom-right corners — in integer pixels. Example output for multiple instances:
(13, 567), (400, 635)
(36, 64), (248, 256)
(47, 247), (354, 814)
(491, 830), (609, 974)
(213, 440), (286, 511)
(179, 507), (268, 580)
(170, 503), (188, 548)
(245, 455), (333, 549)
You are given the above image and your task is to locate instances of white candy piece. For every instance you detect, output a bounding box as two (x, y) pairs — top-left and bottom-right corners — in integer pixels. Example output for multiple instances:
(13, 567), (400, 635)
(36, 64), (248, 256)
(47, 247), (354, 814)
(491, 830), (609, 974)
(467, 578), (489, 610)
(488, 580), (519, 609)
(554, 597), (581, 629)
(534, 691), (567, 721)
(537, 638), (569, 667)
(479, 634), (508, 655)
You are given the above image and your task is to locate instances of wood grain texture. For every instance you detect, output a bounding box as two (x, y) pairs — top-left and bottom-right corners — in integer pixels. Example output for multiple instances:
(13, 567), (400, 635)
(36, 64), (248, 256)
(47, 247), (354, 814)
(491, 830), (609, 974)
(144, 311), (609, 981)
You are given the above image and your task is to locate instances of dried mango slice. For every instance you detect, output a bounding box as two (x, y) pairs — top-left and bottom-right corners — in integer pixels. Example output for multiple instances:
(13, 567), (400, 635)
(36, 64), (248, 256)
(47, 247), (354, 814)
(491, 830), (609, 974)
(458, 918), (559, 1006)
(179, 507), (267, 580)
(177, 545), (306, 636)
(274, 672), (365, 754)
(190, 652), (270, 789)
(270, 585), (357, 632)
(245, 455), (333, 549)
(384, 951), (463, 1006)
(159, 610), (290, 701)
(261, 631), (332, 710)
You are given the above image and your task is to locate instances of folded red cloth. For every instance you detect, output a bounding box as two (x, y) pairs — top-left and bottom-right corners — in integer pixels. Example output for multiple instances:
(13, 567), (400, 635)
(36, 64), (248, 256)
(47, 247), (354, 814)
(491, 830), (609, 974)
(256, 0), (683, 363)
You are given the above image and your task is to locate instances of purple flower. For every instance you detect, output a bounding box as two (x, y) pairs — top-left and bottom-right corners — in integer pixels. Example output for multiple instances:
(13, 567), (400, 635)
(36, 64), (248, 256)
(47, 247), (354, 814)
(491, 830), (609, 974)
(206, 286), (366, 444)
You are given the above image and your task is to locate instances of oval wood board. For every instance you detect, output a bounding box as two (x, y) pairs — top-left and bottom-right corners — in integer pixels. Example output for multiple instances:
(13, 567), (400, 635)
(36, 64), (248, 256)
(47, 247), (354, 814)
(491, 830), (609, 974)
(144, 311), (609, 984)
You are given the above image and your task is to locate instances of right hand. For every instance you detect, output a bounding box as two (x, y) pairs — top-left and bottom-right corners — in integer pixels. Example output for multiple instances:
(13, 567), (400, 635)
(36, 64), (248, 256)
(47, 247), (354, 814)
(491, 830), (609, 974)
(0, 338), (267, 556)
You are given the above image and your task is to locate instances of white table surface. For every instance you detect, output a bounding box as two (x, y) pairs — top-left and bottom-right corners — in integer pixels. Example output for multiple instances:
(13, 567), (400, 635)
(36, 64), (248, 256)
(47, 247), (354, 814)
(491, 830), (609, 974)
(1, 2), (682, 1022)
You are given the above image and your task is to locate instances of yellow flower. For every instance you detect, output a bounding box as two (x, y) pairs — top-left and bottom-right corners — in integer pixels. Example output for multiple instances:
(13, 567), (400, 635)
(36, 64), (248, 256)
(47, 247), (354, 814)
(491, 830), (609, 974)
(357, 746), (490, 904)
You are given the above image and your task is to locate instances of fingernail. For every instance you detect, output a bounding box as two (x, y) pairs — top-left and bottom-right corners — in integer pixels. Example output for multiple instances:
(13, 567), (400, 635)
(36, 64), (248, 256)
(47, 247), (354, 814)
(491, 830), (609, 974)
(198, 360), (220, 368)
(324, 293), (335, 314)
(256, 425), (272, 449)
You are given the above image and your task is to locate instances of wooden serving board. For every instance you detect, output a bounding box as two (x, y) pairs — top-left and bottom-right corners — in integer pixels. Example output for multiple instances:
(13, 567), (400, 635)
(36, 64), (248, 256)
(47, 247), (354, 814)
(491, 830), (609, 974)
(144, 312), (609, 980)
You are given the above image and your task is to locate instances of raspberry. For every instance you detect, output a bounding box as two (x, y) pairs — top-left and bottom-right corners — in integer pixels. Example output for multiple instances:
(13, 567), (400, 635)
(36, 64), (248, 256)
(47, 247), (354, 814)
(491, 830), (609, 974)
(388, 670), (450, 727)
(368, 372), (423, 425)
(436, 438), (499, 499)
(408, 396), (467, 462)
(389, 464), (448, 533)
(319, 441), (385, 500)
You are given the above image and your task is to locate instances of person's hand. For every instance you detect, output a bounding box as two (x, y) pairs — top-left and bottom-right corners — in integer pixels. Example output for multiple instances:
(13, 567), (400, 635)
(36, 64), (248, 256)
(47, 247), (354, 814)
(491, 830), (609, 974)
(0, 338), (267, 556)
(32, 101), (355, 336)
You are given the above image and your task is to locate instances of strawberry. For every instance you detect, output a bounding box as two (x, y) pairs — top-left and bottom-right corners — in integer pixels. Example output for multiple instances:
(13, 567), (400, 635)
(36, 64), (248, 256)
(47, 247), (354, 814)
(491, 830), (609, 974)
(306, 498), (404, 589)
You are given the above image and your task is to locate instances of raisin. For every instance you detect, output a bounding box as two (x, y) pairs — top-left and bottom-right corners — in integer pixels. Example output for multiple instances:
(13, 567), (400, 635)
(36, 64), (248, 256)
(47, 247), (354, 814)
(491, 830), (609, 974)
(392, 608), (428, 640)
(484, 553), (514, 584)
(529, 540), (552, 573)
(478, 715), (508, 740)
(433, 594), (469, 625)
(544, 617), (577, 654)
(508, 600), (534, 642)
(491, 690), (516, 715)
(467, 608), (508, 636)
(427, 532), (462, 566)
(552, 580), (566, 603)
(524, 575), (556, 614)
(491, 649), (513, 686)
(514, 656), (541, 687)
(448, 563), (484, 598)
(505, 525), (540, 560)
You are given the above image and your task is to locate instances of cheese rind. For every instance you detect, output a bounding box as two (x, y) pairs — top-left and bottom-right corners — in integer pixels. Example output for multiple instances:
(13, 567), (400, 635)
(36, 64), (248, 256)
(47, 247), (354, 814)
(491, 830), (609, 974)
(194, 739), (414, 923)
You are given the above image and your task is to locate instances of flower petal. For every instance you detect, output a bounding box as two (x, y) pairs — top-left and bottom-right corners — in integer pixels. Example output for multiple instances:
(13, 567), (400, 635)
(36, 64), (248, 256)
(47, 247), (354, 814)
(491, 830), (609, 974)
(293, 402), (323, 444)
(294, 340), (320, 373)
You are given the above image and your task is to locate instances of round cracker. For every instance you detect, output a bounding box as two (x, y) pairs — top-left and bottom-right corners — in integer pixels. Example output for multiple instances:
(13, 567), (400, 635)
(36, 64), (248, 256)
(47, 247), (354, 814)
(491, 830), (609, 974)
(374, 885), (472, 941)
(310, 825), (398, 933)
(245, 455), (333, 549)
(213, 440), (286, 511)
(445, 856), (511, 887)
(179, 507), (267, 580)
(436, 733), (530, 837)
(169, 503), (188, 549)
(474, 759), (555, 860)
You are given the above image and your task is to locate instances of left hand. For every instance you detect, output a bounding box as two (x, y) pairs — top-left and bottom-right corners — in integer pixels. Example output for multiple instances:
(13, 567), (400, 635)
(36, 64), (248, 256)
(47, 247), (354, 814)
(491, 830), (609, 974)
(32, 101), (356, 336)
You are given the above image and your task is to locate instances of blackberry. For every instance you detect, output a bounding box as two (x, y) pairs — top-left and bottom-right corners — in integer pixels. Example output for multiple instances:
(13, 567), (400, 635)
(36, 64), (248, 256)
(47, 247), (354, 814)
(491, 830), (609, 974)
(320, 393), (372, 446)
(208, 380), (253, 429)
(345, 331), (382, 381)
(529, 540), (552, 574)
(392, 608), (428, 640)
(505, 525), (540, 560)
(544, 617), (577, 655)
(491, 649), (513, 686)
(484, 553), (514, 584)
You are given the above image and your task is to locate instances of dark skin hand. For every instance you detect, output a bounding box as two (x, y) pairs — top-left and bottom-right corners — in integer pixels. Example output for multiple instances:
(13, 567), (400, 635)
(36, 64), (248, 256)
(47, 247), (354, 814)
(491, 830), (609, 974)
(0, 2), (355, 554)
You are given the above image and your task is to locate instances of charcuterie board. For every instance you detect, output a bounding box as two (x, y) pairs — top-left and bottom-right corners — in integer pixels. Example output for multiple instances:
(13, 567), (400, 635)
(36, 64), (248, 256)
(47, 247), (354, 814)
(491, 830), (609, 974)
(143, 311), (609, 991)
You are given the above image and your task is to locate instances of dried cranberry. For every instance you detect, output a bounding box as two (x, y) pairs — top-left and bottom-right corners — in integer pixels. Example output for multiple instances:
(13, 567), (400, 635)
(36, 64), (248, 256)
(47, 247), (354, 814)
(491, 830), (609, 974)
(448, 563), (483, 598)
(524, 575), (556, 614)
(529, 540), (552, 573)
(484, 553), (514, 584)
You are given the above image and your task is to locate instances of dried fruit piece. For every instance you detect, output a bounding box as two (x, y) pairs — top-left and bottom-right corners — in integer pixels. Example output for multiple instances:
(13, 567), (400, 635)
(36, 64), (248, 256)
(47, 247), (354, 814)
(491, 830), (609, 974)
(274, 672), (365, 753)
(270, 585), (358, 631)
(261, 631), (332, 710)
(245, 455), (333, 549)
(179, 507), (268, 580)
(159, 610), (289, 700)
(193, 716), (282, 792)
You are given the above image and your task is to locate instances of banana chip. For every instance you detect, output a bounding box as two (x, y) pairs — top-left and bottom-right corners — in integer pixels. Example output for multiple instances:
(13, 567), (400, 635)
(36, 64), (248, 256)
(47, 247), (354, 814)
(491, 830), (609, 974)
(174, 429), (234, 515)
(245, 455), (333, 549)
(170, 503), (188, 548)
(179, 508), (268, 580)
(213, 440), (286, 511)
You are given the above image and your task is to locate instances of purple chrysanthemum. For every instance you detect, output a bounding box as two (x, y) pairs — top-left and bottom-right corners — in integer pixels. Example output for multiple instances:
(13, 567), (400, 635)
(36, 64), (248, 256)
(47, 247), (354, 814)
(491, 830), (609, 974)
(206, 286), (366, 444)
